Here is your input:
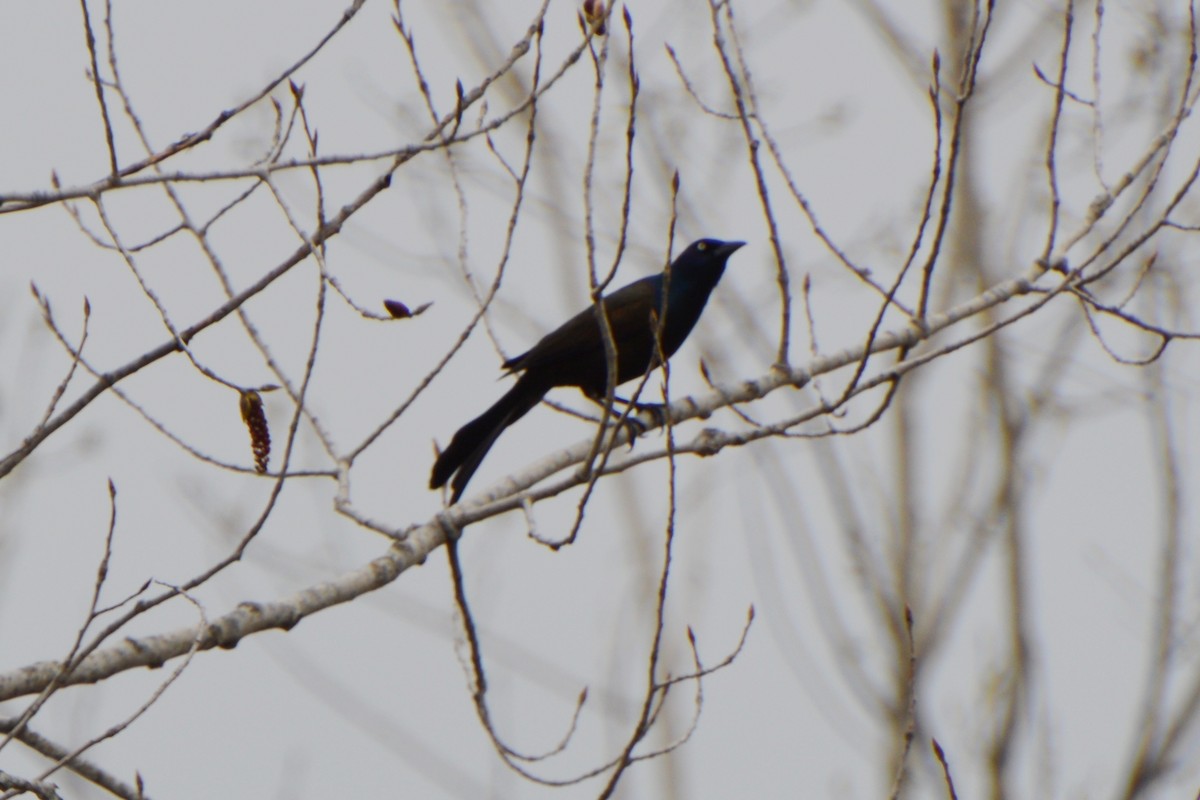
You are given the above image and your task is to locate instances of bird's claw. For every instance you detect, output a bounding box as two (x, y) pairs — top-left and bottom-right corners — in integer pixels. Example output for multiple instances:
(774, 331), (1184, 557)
(617, 402), (667, 448)
(618, 414), (647, 448)
(632, 402), (667, 428)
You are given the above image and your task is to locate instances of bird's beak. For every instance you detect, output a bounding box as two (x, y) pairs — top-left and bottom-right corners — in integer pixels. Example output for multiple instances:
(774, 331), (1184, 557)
(717, 241), (747, 257)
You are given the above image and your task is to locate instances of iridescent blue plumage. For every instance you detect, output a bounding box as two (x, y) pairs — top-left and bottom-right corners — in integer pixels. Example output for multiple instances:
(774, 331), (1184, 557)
(431, 239), (745, 501)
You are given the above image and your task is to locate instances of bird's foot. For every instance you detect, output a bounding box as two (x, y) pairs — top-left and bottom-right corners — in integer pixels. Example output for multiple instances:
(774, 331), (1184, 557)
(616, 402), (667, 447)
(629, 401), (667, 426)
(616, 414), (647, 448)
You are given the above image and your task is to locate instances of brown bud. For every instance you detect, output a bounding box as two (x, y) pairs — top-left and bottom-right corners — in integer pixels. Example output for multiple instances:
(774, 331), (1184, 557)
(582, 0), (606, 35)
(383, 299), (432, 319)
(384, 299), (412, 318)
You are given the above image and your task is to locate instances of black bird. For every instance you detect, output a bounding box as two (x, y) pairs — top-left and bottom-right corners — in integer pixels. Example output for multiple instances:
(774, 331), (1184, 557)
(430, 238), (746, 502)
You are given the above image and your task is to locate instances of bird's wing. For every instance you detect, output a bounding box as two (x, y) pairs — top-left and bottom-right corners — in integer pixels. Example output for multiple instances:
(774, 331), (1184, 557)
(503, 277), (660, 375)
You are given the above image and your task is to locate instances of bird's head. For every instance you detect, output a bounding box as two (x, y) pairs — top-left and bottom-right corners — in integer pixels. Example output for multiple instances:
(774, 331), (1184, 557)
(685, 238), (746, 261)
(669, 239), (746, 279)
(660, 238), (745, 297)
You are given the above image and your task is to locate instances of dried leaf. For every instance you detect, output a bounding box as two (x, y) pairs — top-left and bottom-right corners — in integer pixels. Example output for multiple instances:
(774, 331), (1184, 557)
(239, 390), (270, 474)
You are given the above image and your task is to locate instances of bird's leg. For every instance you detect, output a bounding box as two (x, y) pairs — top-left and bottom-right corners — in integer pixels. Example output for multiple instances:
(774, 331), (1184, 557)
(582, 390), (639, 446)
(584, 391), (665, 446)
(611, 394), (667, 429)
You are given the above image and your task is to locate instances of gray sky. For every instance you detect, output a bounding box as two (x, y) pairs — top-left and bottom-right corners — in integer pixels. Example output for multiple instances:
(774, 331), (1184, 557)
(2, 0), (1200, 798)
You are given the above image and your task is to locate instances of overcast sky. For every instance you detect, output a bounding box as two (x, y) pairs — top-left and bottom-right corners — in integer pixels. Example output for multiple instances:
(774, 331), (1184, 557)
(3, 1), (1200, 798)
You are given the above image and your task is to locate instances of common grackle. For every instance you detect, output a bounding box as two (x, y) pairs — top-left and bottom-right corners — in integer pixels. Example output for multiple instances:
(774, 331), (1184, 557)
(430, 238), (746, 502)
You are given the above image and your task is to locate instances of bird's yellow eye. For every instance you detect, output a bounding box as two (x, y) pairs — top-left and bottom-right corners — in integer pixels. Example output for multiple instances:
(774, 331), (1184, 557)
(697, 242), (708, 251)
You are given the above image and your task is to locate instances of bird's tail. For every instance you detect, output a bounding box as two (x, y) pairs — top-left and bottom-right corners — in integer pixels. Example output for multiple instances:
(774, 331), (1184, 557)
(430, 373), (548, 503)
